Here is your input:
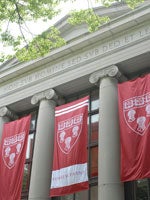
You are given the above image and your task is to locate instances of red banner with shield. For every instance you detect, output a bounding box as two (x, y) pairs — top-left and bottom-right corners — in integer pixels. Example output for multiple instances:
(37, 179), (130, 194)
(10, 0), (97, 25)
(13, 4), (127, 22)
(0, 115), (31, 200)
(118, 74), (150, 182)
(50, 96), (89, 197)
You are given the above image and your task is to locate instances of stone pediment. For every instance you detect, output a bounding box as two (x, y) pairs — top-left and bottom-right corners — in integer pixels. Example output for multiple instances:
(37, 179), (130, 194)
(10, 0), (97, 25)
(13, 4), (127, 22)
(0, 2), (136, 71)
(56, 2), (131, 42)
(0, 58), (18, 72)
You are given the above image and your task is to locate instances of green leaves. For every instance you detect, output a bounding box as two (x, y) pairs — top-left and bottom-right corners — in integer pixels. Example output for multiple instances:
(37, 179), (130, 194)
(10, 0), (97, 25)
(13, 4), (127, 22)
(0, 0), (62, 63)
(68, 9), (110, 32)
(124, 0), (144, 9)
(0, 0), (60, 23)
(0, 0), (145, 63)
(16, 27), (66, 61)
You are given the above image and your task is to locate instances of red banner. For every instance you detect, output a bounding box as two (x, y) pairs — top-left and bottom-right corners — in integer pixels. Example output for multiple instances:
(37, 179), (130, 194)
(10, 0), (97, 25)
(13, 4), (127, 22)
(0, 115), (31, 200)
(118, 74), (150, 182)
(50, 96), (89, 197)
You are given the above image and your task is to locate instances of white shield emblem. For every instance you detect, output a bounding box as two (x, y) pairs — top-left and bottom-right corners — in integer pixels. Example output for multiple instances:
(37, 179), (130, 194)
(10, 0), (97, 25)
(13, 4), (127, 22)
(123, 93), (150, 136)
(57, 114), (83, 154)
(2, 132), (25, 169)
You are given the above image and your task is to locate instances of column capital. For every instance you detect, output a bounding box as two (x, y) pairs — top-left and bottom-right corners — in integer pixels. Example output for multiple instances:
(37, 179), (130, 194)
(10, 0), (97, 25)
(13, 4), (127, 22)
(89, 65), (127, 84)
(31, 89), (58, 105)
(0, 106), (18, 119)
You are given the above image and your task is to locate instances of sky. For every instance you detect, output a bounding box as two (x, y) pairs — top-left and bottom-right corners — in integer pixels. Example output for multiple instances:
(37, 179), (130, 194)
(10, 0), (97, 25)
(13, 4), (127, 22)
(27, 0), (101, 35)
(0, 0), (101, 57)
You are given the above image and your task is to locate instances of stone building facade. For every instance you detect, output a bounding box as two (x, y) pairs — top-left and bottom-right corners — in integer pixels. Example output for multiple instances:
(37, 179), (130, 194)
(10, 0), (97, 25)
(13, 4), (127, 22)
(0, 1), (150, 200)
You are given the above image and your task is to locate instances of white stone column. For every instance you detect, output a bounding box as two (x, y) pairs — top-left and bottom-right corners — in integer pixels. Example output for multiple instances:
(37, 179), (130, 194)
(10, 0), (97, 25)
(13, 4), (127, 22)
(89, 65), (126, 200)
(29, 89), (58, 200)
(0, 107), (18, 142)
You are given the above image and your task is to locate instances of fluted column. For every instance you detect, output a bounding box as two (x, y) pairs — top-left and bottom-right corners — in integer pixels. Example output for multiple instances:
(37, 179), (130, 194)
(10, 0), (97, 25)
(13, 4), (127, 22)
(29, 89), (58, 200)
(89, 65), (126, 200)
(0, 107), (18, 142)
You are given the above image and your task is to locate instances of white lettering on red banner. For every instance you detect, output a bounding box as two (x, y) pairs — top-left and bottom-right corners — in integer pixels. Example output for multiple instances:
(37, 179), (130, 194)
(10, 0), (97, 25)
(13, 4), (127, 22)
(58, 114), (83, 131)
(123, 92), (150, 109)
(4, 132), (25, 145)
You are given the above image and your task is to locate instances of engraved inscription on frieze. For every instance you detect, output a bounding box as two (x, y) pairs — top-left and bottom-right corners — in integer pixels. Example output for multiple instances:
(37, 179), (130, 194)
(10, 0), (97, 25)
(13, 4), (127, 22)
(0, 24), (150, 96)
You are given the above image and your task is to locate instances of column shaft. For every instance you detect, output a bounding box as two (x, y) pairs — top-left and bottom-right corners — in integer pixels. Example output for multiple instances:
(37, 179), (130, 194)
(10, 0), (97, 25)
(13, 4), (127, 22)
(0, 107), (16, 142)
(29, 99), (55, 200)
(98, 77), (124, 200)
(0, 116), (9, 142)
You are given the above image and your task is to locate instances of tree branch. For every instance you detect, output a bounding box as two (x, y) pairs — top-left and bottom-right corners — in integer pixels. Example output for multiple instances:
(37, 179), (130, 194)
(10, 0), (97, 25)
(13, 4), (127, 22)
(14, 2), (28, 45)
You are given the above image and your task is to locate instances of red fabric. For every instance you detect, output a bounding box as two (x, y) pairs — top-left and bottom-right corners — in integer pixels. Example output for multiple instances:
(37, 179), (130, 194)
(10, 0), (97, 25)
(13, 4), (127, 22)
(0, 115), (31, 200)
(50, 96), (89, 197)
(118, 74), (150, 182)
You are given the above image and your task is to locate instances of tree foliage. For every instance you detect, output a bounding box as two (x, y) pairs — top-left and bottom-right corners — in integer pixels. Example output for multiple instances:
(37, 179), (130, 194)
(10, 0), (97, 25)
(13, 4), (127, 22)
(16, 27), (66, 61)
(0, 0), (145, 63)
(68, 9), (110, 32)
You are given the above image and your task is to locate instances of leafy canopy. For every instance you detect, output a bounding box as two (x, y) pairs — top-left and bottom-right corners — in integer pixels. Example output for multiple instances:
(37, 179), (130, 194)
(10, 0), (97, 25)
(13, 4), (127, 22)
(0, 0), (145, 63)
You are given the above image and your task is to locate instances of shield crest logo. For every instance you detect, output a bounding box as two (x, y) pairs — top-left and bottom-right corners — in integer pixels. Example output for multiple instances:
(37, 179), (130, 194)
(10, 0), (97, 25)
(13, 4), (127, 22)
(57, 114), (83, 154)
(123, 93), (150, 136)
(2, 132), (25, 169)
